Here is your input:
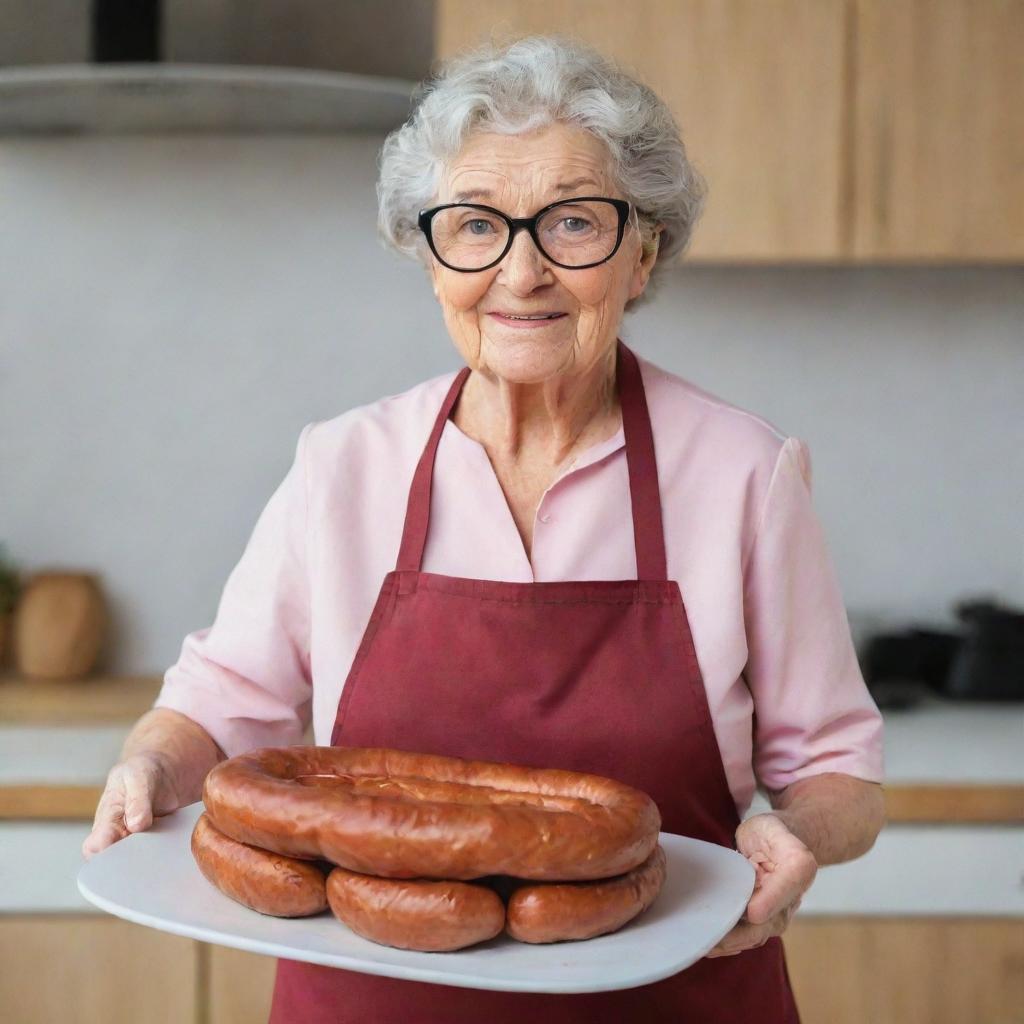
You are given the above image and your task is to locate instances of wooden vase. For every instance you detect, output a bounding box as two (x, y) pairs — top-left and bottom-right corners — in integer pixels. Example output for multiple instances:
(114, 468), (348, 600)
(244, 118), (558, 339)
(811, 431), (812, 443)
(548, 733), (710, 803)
(13, 572), (107, 679)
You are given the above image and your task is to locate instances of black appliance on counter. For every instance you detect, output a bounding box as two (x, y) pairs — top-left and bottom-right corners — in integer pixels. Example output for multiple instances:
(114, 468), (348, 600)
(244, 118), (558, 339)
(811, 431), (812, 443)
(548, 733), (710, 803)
(860, 599), (1024, 709)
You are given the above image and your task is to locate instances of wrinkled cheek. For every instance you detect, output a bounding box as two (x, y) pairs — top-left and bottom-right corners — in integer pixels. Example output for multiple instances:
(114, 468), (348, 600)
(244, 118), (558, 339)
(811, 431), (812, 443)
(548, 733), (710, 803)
(435, 272), (491, 364)
(443, 302), (483, 362)
(572, 274), (619, 345)
(574, 306), (610, 349)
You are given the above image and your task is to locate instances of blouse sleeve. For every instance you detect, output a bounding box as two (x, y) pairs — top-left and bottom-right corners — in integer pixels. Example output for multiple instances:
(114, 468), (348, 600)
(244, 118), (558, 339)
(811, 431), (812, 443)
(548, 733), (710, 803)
(152, 422), (317, 757)
(743, 436), (884, 795)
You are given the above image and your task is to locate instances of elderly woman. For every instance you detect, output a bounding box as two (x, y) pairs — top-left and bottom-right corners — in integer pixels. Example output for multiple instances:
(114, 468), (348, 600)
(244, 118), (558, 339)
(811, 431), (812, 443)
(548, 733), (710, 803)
(83, 35), (884, 1023)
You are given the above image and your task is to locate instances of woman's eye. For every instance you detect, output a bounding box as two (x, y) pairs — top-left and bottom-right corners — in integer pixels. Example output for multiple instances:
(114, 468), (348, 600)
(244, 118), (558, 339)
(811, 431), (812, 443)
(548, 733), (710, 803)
(462, 219), (494, 235)
(560, 217), (592, 233)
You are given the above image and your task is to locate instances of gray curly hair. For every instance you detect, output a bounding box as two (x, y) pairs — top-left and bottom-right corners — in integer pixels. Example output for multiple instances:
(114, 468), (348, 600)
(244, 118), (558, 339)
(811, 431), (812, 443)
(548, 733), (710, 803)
(376, 34), (708, 311)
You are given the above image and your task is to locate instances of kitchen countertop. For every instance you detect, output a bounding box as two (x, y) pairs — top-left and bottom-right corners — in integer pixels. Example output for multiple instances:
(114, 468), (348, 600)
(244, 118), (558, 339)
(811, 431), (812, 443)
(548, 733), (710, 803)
(878, 696), (1023, 783)
(1, 680), (1021, 917)
(3, 691), (1020, 790)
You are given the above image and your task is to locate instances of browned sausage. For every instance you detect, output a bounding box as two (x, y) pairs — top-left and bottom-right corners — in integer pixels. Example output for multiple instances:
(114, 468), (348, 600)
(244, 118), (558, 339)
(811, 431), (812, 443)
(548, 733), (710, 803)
(325, 866), (505, 951)
(506, 844), (667, 943)
(191, 811), (328, 917)
(202, 746), (660, 881)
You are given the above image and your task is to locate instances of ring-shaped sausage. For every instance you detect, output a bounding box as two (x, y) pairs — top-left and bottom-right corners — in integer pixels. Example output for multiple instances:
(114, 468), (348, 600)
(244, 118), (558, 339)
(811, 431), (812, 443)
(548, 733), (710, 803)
(202, 746), (661, 881)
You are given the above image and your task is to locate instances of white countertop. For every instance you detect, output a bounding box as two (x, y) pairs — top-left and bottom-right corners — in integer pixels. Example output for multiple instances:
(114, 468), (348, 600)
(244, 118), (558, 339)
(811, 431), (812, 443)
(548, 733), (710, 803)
(0, 726), (129, 784)
(2, 698), (1021, 786)
(0, 696), (1019, 782)
(800, 825), (1024, 916)
(1, 698), (1021, 916)
(879, 698), (1024, 784)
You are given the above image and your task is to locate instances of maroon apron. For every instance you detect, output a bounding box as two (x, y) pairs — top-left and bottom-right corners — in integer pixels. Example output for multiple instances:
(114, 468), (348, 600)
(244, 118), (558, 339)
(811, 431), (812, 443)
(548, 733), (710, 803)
(268, 339), (800, 1023)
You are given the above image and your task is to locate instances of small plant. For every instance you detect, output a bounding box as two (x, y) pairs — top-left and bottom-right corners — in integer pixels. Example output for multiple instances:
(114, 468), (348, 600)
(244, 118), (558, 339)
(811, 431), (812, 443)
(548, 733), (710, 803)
(0, 544), (20, 615)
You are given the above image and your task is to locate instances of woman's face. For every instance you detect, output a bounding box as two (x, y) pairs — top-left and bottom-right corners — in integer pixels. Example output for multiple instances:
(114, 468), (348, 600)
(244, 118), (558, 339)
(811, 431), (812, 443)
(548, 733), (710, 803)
(427, 123), (660, 385)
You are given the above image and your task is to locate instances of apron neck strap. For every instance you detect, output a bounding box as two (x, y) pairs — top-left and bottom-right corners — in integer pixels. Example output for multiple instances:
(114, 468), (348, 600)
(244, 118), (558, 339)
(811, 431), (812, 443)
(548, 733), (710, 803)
(616, 339), (668, 581)
(395, 363), (471, 575)
(396, 339), (667, 581)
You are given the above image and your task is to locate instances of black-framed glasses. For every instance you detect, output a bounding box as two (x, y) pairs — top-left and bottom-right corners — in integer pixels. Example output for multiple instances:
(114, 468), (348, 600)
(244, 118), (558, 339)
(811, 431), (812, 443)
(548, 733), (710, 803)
(417, 196), (632, 272)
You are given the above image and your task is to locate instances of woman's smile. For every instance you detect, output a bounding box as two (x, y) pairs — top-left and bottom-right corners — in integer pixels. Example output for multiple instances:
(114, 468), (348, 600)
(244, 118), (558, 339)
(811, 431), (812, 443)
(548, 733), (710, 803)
(488, 311), (569, 328)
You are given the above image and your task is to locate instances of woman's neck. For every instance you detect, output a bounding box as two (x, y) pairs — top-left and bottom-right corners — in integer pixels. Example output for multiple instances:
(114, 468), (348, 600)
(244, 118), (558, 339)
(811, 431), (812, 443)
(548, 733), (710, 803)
(453, 347), (621, 466)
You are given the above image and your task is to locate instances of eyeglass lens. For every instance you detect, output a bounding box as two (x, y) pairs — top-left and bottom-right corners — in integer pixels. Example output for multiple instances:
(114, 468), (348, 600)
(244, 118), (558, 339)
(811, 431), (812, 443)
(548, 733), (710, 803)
(430, 200), (621, 270)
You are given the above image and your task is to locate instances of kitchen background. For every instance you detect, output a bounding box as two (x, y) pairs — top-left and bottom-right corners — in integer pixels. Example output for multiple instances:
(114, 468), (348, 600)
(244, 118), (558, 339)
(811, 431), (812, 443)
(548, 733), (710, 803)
(1, 2), (1022, 1023)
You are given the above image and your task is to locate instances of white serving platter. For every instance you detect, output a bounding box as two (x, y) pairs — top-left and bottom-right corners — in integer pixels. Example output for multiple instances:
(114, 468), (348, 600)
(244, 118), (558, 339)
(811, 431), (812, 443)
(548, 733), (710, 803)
(78, 802), (754, 994)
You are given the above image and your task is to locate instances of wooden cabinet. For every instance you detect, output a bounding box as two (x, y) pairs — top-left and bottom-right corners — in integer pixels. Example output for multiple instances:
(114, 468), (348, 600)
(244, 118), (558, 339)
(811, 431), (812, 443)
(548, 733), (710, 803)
(852, 0), (1024, 261)
(208, 944), (277, 1024)
(7, 916), (1019, 1024)
(0, 916), (280, 1024)
(784, 918), (1024, 1024)
(0, 917), (198, 1024)
(436, 0), (849, 263)
(434, 0), (1024, 263)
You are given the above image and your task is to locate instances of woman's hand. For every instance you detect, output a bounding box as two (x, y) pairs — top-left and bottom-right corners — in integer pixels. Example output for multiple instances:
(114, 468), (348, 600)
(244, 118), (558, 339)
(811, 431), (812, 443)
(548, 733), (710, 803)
(706, 812), (817, 958)
(81, 752), (186, 860)
(80, 708), (226, 861)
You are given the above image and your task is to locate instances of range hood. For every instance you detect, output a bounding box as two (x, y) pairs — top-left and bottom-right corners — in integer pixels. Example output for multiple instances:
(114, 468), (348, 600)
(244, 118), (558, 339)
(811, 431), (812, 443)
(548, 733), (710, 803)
(0, 64), (417, 135)
(0, 0), (428, 135)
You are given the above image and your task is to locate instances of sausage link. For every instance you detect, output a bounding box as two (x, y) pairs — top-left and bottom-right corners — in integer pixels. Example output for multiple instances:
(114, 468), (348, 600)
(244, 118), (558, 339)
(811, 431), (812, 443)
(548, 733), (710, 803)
(325, 866), (506, 951)
(191, 812), (328, 917)
(506, 844), (667, 943)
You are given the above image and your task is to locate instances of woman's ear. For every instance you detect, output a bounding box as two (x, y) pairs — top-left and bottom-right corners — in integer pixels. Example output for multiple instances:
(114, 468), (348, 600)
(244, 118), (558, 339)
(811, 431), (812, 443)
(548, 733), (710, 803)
(629, 224), (663, 300)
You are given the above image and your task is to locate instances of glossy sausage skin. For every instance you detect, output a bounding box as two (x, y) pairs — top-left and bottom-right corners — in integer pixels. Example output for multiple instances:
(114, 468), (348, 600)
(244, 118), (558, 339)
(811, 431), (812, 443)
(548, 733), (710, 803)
(506, 844), (667, 943)
(203, 745), (661, 881)
(191, 812), (329, 917)
(325, 867), (505, 951)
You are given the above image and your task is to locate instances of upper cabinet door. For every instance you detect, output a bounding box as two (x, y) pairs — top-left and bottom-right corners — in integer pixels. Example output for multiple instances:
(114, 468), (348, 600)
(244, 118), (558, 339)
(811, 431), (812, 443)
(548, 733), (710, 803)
(435, 0), (849, 263)
(853, 0), (1024, 262)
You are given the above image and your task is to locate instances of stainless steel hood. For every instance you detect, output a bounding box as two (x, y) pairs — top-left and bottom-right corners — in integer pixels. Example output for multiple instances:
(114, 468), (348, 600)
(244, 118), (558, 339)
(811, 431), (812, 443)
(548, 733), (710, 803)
(0, 64), (417, 135)
(0, 0), (430, 135)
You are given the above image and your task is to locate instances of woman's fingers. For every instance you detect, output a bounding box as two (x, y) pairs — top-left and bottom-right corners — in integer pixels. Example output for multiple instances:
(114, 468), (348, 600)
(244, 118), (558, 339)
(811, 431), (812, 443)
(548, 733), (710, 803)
(82, 819), (128, 859)
(744, 842), (816, 925)
(81, 757), (162, 860)
(122, 759), (158, 830)
(707, 918), (772, 957)
(82, 780), (129, 859)
(706, 896), (803, 958)
(734, 813), (817, 926)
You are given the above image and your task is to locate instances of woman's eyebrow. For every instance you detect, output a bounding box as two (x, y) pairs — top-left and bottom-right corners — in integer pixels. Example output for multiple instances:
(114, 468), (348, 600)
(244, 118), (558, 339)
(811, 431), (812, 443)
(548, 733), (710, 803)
(451, 177), (600, 203)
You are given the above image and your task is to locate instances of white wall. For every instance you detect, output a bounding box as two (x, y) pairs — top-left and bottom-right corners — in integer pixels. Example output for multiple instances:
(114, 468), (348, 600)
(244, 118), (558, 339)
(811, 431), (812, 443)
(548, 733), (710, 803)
(2, 135), (1022, 673)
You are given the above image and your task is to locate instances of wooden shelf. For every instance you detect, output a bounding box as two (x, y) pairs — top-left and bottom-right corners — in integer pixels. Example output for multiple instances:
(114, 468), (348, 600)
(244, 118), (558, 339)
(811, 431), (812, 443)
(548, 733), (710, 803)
(0, 785), (104, 820)
(3, 783), (1020, 824)
(0, 673), (163, 724)
(883, 784), (1023, 825)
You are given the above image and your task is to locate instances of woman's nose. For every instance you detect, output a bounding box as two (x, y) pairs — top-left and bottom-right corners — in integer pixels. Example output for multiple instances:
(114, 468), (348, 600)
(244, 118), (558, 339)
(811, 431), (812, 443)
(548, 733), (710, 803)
(497, 227), (550, 290)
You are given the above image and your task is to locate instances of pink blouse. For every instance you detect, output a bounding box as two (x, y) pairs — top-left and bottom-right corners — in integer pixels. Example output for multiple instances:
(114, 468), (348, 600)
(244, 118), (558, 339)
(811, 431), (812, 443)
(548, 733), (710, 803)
(154, 349), (884, 817)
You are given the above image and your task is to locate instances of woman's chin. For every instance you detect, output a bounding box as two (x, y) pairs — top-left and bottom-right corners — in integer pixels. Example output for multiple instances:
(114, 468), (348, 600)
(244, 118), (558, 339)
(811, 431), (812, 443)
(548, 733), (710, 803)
(477, 333), (579, 383)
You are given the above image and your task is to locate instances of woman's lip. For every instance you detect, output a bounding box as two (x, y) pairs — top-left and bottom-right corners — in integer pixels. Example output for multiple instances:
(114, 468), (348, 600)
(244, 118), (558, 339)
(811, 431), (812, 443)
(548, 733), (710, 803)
(488, 312), (568, 328)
